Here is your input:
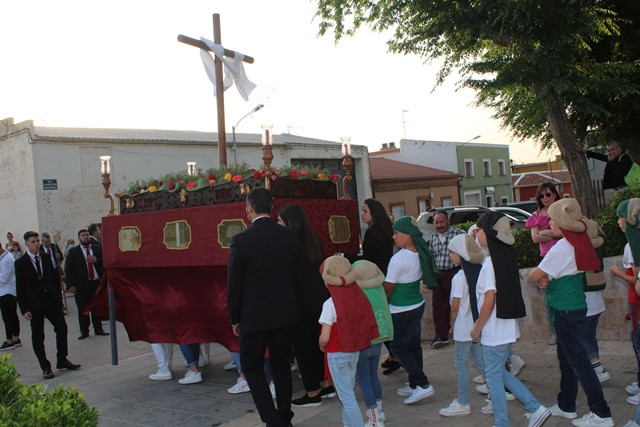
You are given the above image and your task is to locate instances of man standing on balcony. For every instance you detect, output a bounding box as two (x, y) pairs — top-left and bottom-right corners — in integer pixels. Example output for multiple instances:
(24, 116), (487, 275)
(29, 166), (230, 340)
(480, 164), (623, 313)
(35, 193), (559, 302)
(429, 210), (465, 349)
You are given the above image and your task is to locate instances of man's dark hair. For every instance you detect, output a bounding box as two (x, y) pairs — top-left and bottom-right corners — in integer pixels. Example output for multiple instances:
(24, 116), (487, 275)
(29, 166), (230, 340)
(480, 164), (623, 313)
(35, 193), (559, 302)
(434, 209), (449, 220)
(41, 232), (51, 240)
(78, 229), (89, 237)
(88, 223), (101, 236)
(23, 231), (39, 241)
(247, 188), (273, 214)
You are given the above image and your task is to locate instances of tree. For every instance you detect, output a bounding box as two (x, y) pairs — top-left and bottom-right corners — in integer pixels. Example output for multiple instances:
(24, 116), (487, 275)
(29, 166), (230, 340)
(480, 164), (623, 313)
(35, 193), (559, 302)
(315, 0), (639, 216)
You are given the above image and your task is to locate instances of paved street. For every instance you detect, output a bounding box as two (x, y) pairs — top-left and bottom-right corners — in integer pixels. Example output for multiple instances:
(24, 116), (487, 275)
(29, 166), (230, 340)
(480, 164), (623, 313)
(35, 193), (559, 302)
(3, 295), (640, 426)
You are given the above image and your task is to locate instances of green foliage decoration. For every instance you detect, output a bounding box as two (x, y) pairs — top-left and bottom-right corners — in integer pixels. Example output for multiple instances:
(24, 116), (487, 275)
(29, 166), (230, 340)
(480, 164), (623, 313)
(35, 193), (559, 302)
(0, 354), (99, 426)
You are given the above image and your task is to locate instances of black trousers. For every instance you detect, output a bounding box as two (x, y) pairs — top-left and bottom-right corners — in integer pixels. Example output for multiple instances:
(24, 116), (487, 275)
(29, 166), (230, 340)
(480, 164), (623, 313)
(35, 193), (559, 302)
(75, 279), (103, 334)
(0, 294), (20, 340)
(240, 324), (294, 427)
(30, 292), (68, 370)
(292, 312), (325, 392)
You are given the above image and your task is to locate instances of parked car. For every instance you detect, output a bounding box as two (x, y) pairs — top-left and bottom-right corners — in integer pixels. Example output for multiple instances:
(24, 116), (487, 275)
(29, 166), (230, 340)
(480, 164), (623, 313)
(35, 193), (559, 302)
(501, 201), (538, 214)
(490, 206), (532, 222)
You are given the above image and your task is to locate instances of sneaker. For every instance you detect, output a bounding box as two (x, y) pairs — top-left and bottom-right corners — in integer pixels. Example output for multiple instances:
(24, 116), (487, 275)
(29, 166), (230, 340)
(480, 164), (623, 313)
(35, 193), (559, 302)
(548, 335), (557, 345)
(627, 393), (640, 405)
(549, 403), (577, 419)
(403, 384), (435, 404)
(149, 368), (172, 381)
(476, 384), (489, 394)
(481, 399), (494, 415)
(291, 393), (322, 407)
(269, 381), (276, 399)
(365, 408), (385, 427)
(396, 383), (415, 397)
(178, 370), (202, 385)
(506, 391), (516, 401)
(473, 374), (485, 384)
(376, 401), (386, 421)
(223, 360), (236, 371)
(430, 338), (450, 349)
(596, 369), (610, 383)
(0, 341), (15, 351)
(13, 339), (22, 347)
(627, 382), (640, 395)
(319, 385), (336, 398)
(439, 399), (471, 417)
(227, 377), (250, 394)
(508, 355), (526, 377)
(623, 421), (640, 427)
(525, 405), (551, 427)
(571, 412), (614, 427)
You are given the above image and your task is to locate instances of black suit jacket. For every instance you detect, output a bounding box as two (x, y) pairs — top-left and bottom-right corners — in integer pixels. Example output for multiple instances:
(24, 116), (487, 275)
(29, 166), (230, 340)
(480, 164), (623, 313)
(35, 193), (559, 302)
(40, 243), (64, 266)
(15, 252), (61, 315)
(64, 244), (103, 290)
(227, 216), (304, 333)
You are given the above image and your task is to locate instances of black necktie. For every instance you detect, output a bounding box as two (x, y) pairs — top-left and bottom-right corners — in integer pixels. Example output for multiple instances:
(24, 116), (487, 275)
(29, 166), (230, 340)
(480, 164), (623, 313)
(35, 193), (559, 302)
(34, 255), (42, 280)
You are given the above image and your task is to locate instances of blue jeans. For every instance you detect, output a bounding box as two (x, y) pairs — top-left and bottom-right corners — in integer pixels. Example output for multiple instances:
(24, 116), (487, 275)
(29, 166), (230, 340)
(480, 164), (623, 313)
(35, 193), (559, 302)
(581, 313), (601, 361)
(328, 352), (363, 427)
(356, 344), (382, 409)
(551, 307), (611, 418)
(179, 343), (200, 367)
(630, 303), (640, 382)
(454, 340), (484, 405)
(482, 343), (541, 427)
(390, 304), (429, 388)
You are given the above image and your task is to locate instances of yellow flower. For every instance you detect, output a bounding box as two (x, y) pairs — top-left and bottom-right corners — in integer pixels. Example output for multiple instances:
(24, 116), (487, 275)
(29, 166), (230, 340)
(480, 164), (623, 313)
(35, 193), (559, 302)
(149, 186), (157, 192)
(317, 173), (325, 180)
(224, 172), (232, 181)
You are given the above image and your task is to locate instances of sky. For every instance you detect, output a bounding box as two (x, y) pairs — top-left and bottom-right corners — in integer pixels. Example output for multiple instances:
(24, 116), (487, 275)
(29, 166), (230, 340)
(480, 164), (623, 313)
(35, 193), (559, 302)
(1, 0), (559, 165)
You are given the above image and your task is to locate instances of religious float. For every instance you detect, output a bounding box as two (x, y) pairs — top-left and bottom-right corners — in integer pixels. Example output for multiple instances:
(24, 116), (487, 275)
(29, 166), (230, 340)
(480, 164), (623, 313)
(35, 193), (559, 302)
(95, 130), (360, 354)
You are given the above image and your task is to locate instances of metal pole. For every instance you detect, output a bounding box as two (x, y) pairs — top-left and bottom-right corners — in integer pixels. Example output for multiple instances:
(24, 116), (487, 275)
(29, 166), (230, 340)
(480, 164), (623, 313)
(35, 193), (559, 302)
(108, 282), (118, 365)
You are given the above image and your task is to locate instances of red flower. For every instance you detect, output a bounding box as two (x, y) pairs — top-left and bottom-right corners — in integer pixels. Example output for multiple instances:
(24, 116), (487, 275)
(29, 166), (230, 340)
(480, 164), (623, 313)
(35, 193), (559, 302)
(186, 181), (197, 189)
(209, 179), (216, 185)
(158, 181), (163, 186)
(142, 186), (148, 191)
(131, 190), (138, 195)
(300, 170), (309, 176)
(290, 169), (299, 179)
(253, 171), (261, 179)
(179, 179), (185, 184)
(232, 175), (243, 183)
(167, 182), (176, 190)
(208, 174), (215, 180)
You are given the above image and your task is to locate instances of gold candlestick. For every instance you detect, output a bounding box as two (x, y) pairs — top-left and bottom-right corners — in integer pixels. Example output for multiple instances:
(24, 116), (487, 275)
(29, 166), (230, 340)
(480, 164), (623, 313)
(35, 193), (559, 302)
(100, 156), (116, 216)
(261, 124), (274, 190)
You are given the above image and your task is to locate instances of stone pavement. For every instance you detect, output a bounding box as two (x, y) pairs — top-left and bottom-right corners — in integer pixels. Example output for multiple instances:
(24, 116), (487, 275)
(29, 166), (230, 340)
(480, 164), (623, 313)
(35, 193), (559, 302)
(3, 296), (640, 426)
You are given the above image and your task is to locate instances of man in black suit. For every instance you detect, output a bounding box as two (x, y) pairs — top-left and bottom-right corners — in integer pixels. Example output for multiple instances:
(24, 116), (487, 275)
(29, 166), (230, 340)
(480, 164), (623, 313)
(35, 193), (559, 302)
(88, 223), (102, 248)
(227, 188), (303, 427)
(40, 232), (65, 306)
(15, 231), (80, 379)
(64, 229), (108, 340)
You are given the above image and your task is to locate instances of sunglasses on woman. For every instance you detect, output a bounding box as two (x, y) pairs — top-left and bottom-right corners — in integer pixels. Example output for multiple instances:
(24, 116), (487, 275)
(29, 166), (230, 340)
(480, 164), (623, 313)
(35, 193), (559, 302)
(538, 192), (553, 199)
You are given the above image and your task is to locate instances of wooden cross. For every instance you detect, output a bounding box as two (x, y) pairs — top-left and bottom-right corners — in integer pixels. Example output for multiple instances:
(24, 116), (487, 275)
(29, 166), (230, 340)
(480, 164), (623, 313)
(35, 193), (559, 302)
(178, 14), (254, 168)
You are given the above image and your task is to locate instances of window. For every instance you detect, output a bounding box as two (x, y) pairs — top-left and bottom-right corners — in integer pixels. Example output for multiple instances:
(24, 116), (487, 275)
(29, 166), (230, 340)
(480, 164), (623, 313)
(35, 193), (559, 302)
(441, 197), (453, 207)
(390, 203), (405, 219)
(498, 159), (506, 176)
(486, 195), (494, 207)
(163, 221), (192, 250)
(501, 196), (509, 204)
(483, 159), (491, 177)
(464, 160), (474, 177)
(417, 197), (429, 213)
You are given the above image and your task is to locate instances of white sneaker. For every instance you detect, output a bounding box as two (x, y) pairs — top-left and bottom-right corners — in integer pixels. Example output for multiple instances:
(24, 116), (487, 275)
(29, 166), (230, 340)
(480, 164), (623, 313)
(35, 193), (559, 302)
(506, 391), (516, 401)
(396, 384), (415, 397)
(549, 403), (577, 419)
(227, 377), (250, 394)
(627, 382), (640, 395)
(149, 368), (172, 381)
(178, 370), (202, 385)
(623, 421), (640, 427)
(439, 399), (471, 416)
(365, 408), (385, 427)
(570, 412), (614, 427)
(403, 384), (435, 404)
(476, 384), (489, 394)
(375, 401), (386, 421)
(526, 405), (551, 427)
(628, 393), (640, 405)
(269, 381), (276, 399)
(223, 360), (236, 371)
(473, 374), (485, 384)
(508, 355), (526, 377)
(481, 399), (493, 415)
(596, 369), (610, 383)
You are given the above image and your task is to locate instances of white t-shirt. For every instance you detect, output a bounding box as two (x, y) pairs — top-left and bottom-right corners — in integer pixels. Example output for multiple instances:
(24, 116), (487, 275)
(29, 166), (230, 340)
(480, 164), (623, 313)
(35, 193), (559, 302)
(318, 298), (336, 326)
(476, 256), (520, 346)
(585, 291), (605, 317)
(385, 248), (424, 314)
(623, 243), (634, 269)
(538, 238), (579, 279)
(450, 270), (474, 342)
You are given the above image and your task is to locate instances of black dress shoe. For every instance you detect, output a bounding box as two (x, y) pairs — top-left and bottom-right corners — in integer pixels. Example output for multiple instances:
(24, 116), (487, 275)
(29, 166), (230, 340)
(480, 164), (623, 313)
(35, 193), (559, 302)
(56, 359), (81, 370)
(78, 333), (89, 340)
(382, 360), (402, 375)
(95, 330), (109, 336)
(43, 368), (54, 379)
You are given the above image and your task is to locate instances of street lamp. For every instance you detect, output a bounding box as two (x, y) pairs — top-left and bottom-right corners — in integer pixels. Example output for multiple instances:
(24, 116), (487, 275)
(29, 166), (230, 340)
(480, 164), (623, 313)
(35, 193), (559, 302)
(232, 104), (264, 165)
(464, 135), (481, 143)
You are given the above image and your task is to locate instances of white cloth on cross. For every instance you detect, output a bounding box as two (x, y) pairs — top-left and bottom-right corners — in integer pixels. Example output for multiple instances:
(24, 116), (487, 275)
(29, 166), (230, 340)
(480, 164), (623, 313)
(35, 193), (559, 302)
(199, 37), (256, 101)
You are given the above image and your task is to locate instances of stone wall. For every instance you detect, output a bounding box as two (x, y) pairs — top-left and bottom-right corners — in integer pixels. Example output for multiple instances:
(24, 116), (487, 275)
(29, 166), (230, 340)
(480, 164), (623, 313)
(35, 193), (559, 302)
(420, 255), (631, 341)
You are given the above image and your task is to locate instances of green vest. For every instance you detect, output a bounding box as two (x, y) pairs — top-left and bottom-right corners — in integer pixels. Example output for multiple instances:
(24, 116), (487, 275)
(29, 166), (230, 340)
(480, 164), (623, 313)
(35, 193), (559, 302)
(361, 286), (394, 344)
(547, 273), (586, 310)
(389, 280), (423, 307)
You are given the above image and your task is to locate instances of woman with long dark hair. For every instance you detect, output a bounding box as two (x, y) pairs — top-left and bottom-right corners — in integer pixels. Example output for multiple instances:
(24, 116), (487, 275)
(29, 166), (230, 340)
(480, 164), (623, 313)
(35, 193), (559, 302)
(277, 204), (335, 407)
